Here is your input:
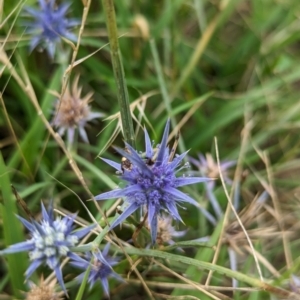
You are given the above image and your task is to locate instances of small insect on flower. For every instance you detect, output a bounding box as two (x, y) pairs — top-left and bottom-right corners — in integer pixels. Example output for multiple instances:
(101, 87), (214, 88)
(70, 244), (123, 296)
(121, 148), (133, 172)
(95, 119), (211, 244)
(52, 75), (103, 144)
(0, 201), (95, 294)
(23, 0), (78, 57)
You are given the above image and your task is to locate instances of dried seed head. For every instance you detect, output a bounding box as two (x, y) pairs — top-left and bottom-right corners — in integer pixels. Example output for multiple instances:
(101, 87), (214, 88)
(52, 75), (103, 144)
(156, 215), (185, 245)
(55, 87), (90, 128)
(26, 278), (64, 300)
(224, 192), (275, 253)
(132, 14), (149, 40)
(190, 153), (235, 190)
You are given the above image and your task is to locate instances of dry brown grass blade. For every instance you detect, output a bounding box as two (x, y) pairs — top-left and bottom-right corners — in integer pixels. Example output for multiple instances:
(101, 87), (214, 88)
(251, 144), (293, 270)
(0, 92), (34, 181)
(0, 0), (25, 31)
(153, 259), (224, 300)
(97, 90), (158, 157)
(205, 117), (254, 286)
(215, 136), (264, 281)
(168, 95), (209, 141)
(128, 279), (260, 292)
(2, 14), (98, 199)
(243, 245), (280, 278)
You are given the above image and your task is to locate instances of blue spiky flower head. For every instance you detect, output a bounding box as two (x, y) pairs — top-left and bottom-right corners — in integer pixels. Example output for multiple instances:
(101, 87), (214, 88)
(70, 244), (123, 296)
(0, 201), (94, 294)
(95, 120), (210, 244)
(24, 0), (78, 58)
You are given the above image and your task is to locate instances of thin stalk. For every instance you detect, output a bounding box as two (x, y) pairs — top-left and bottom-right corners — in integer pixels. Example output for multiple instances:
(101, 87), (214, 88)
(113, 247), (292, 298)
(102, 0), (135, 147)
(150, 39), (186, 155)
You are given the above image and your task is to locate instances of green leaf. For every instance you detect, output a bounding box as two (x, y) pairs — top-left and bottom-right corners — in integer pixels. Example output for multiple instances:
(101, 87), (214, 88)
(0, 153), (27, 297)
(117, 246), (291, 298)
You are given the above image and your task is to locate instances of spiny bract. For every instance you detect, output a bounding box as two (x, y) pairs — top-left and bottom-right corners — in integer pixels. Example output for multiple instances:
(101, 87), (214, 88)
(70, 244), (123, 296)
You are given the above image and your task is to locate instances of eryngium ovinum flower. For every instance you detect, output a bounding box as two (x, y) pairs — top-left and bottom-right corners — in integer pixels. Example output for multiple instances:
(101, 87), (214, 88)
(190, 153), (236, 218)
(95, 120), (210, 244)
(70, 244), (123, 296)
(0, 201), (95, 294)
(190, 153), (235, 190)
(52, 75), (103, 144)
(24, 0), (78, 57)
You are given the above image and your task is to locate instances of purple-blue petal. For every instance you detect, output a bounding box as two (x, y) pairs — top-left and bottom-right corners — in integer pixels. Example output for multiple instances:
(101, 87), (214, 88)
(68, 251), (86, 261)
(101, 157), (122, 172)
(70, 260), (88, 269)
(101, 277), (110, 296)
(54, 265), (67, 295)
(189, 156), (200, 168)
(150, 214), (158, 244)
(221, 160), (236, 170)
(175, 176), (211, 187)
(111, 271), (124, 282)
(148, 202), (156, 224)
(144, 127), (154, 158)
(95, 189), (126, 201)
(110, 202), (140, 229)
(47, 255), (59, 270)
(78, 127), (89, 143)
(16, 215), (35, 232)
(55, 3), (70, 17)
(164, 187), (200, 207)
(32, 220), (45, 235)
(95, 185), (142, 201)
(47, 200), (54, 222)
(24, 7), (40, 18)
(73, 224), (96, 239)
(102, 243), (111, 257)
(41, 201), (50, 222)
(63, 214), (77, 232)
(169, 151), (189, 170)
(156, 119), (170, 166)
(165, 201), (183, 222)
(2, 241), (34, 254)
(198, 153), (207, 166)
(25, 259), (43, 278)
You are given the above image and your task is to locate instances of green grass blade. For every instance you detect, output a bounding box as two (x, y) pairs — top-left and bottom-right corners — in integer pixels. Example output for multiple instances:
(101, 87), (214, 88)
(0, 152), (27, 297)
(75, 265), (91, 300)
(8, 67), (64, 174)
(102, 0), (135, 147)
(118, 246), (291, 298)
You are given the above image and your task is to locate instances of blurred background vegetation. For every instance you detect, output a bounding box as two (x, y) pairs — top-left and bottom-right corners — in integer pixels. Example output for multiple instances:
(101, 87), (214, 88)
(1, 0), (300, 299)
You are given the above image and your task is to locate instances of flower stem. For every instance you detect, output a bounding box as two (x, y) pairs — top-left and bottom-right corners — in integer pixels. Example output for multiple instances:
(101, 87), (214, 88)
(102, 0), (135, 147)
